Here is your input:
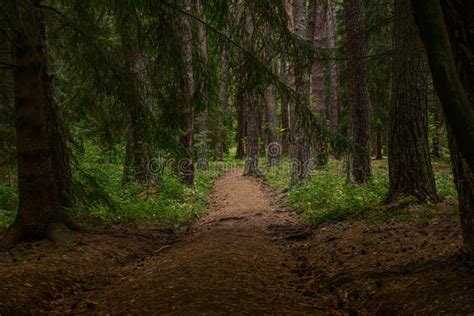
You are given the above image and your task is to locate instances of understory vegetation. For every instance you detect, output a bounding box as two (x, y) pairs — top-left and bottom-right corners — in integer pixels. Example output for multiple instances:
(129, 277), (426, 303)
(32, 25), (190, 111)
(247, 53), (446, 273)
(266, 159), (457, 225)
(0, 143), (219, 229)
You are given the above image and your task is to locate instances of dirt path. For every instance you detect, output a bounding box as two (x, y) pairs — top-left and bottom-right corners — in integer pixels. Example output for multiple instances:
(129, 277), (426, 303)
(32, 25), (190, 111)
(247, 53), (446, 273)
(55, 170), (320, 314)
(2, 170), (472, 314)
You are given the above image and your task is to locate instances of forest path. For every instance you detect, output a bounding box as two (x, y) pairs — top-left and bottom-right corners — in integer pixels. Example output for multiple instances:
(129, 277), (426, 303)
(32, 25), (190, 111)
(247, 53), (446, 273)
(65, 170), (320, 314)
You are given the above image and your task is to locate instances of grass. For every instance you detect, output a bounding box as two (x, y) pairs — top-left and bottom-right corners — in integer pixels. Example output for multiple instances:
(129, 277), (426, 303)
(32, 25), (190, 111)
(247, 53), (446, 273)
(265, 158), (457, 225)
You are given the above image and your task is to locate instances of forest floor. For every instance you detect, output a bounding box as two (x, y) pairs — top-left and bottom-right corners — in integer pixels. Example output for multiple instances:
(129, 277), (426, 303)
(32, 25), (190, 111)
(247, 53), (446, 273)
(1, 169), (474, 314)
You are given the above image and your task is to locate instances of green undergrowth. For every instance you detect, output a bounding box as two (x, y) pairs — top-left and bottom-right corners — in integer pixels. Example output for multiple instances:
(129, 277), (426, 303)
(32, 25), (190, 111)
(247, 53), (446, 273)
(0, 144), (220, 230)
(265, 158), (457, 225)
(73, 163), (219, 228)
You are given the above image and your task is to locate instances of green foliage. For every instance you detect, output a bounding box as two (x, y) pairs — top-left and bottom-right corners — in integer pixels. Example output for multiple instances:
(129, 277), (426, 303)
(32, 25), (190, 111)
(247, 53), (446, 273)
(73, 169), (217, 227)
(288, 170), (388, 224)
(71, 143), (219, 227)
(266, 159), (457, 225)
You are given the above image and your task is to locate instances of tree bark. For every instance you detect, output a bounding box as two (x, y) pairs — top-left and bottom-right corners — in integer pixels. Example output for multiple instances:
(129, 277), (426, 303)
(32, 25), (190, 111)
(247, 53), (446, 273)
(327, 0), (339, 145)
(344, 0), (372, 185)
(215, 43), (229, 161)
(281, 0), (294, 157)
(291, 0), (311, 186)
(413, 0), (474, 257)
(309, 0), (329, 166)
(280, 62), (291, 156)
(388, 0), (438, 202)
(242, 11), (262, 177)
(116, 8), (152, 185)
(2, 0), (74, 246)
(263, 25), (280, 165)
(177, 0), (195, 185)
(196, 0), (209, 167)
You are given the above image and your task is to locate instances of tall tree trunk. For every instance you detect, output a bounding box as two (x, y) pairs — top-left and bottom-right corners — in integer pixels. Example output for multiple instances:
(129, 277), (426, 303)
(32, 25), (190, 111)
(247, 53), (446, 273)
(121, 46), (151, 185)
(263, 24), (280, 165)
(291, 0), (311, 186)
(281, 0), (295, 157)
(388, 0), (438, 202)
(327, 0), (340, 150)
(196, 0), (209, 168)
(280, 62), (290, 156)
(178, 0), (195, 185)
(344, 0), (372, 185)
(265, 83), (280, 165)
(2, 0), (74, 247)
(215, 44), (229, 161)
(413, 0), (474, 257)
(309, 0), (329, 166)
(243, 11), (262, 177)
(43, 53), (74, 208)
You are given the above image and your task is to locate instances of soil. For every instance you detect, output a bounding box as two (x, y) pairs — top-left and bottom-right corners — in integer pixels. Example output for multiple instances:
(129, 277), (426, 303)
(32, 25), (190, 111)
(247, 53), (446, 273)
(1, 170), (474, 314)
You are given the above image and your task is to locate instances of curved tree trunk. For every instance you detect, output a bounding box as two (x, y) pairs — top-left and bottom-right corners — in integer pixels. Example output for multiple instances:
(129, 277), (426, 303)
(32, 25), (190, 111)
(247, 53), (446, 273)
(413, 0), (474, 257)
(388, 0), (438, 202)
(344, 0), (372, 185)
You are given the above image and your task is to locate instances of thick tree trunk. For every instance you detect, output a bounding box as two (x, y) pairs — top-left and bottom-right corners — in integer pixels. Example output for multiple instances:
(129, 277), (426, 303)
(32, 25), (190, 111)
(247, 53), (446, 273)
(327, 0), (339, 145)
(291, 0), (311, 186)
(413, 0), (474, 257)
(344, 0), (372, 185)
(388, 0), (438, 202)
(2, 0), (74, 246)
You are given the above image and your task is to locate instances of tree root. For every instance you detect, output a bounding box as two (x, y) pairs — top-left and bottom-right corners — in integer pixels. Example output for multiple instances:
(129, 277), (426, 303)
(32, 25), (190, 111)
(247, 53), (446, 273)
(47, 222), (76, 246)
(0, 224), (23, 251)
(0, 219), (81, 251)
